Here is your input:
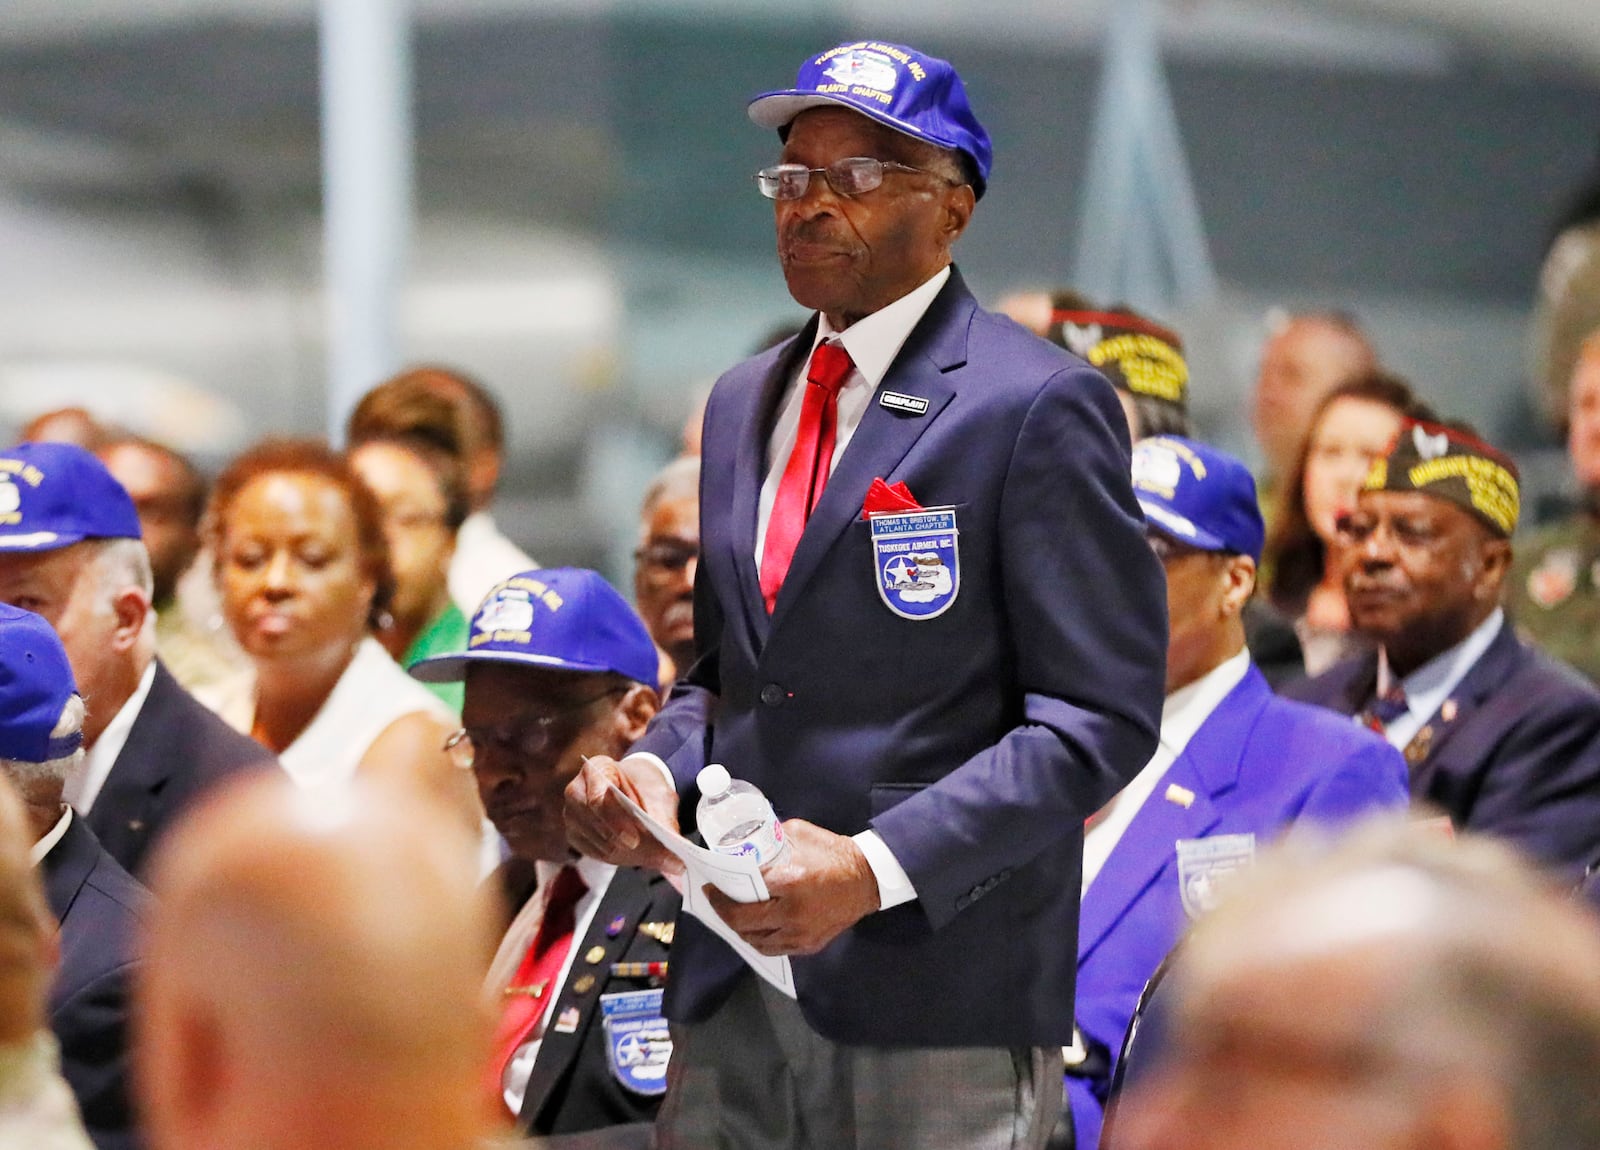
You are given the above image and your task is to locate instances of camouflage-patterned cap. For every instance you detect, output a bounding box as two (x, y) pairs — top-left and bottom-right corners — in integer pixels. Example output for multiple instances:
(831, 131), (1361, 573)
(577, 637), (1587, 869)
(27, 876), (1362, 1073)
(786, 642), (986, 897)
(1363, 421), (1521, 538)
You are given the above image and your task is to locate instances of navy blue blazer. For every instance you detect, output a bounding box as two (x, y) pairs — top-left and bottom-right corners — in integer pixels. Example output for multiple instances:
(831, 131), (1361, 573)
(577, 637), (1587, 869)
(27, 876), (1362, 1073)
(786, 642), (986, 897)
(509, 865), (679, 1138)
(87, 658), (278, 878)
(632, 268), (1168, 1047)
(42, 813), (148, 1150)
(1066, 664), (1408, 1150)
(1283, 622), (1600, 879)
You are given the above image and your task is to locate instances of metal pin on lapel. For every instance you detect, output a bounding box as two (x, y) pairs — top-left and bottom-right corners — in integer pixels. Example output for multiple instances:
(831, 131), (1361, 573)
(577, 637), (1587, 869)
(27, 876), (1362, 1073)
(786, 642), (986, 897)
(878, 391), (929, 416)
(1164, 784), (1196, 809)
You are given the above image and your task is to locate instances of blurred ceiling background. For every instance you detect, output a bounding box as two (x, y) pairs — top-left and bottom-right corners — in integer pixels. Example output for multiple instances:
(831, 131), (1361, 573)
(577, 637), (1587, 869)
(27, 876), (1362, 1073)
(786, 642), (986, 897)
(0, 0), (1594, 572)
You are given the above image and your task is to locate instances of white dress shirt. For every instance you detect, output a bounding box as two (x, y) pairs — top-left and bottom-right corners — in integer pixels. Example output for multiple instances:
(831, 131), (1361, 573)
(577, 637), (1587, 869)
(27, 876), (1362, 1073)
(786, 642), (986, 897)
(1371, 608), (1504, 752)
(65, 660), (156, 814)
(632, 267), (954, 914)
(1082, 648), (1253, 892)
(28, 808), (72, 867)
(487, 855), (617, 1118)
(754, 265), (951, 560)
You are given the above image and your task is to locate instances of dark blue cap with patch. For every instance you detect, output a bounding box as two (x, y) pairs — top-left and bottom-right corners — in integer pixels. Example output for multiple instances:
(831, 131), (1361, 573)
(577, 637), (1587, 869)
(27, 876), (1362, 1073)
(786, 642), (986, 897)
(0, 602), (82, 763)
(410, 567), (659, 688)
(1132, 436), (1265, 562)
(0, 442), (142, 553)
(748, 41), (993, 199)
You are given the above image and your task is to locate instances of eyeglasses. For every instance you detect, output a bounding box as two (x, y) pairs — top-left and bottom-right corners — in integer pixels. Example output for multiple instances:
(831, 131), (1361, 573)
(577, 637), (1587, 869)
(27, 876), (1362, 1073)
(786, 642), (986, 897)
(442, 687), (627, 770)
(634, 539), (698, 578)
(1335, 511), (1443, 550)
(755, 156), (953, 201)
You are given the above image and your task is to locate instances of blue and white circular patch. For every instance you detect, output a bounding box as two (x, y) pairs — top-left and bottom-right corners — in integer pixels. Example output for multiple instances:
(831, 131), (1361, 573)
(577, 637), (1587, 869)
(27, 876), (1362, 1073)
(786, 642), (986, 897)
(870, 507), (960, 620)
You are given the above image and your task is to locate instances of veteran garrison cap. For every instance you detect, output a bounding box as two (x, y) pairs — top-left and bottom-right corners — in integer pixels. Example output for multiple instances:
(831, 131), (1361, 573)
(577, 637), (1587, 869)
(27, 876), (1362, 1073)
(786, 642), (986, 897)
(748, 41), (993, 199)
(409, 567), (658, 687)
(1363, 420), (1521, 538)
(1133, 436), (1265, 562)
(1050, 305), (1189, 407)
(0, 602), (82, 763)
(0, 442), (142, 552)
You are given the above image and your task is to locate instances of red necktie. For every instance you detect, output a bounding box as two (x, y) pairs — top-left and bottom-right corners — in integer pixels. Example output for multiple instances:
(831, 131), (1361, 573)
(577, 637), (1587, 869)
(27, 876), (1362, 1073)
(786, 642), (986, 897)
(486, 865), (588, 1102)
(760, 342), (855, 613)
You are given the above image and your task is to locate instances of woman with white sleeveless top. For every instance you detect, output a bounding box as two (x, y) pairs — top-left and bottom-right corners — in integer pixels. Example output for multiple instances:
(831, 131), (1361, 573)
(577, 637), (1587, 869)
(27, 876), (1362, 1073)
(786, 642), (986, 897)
(205, 439), (484, 843)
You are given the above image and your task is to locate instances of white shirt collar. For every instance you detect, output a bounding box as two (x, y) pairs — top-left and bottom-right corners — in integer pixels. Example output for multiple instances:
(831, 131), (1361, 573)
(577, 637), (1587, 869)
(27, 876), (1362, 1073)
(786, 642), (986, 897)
(1376, 608), (1504, 708)
(68, 659), (157, 815)
(1160, 647), (1254, 759)
(29, 807), (72, 867)
(812, 265), (951, 389)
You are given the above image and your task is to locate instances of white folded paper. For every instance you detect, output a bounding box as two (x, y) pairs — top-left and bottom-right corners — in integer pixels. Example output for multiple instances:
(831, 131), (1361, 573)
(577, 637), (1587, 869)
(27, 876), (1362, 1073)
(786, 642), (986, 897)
(606, 785), (796, 998)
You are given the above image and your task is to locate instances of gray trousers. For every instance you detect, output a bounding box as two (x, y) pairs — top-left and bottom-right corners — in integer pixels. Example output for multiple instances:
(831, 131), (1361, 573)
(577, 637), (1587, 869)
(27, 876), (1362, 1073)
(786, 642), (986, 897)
(654, 974), (1062, 1150)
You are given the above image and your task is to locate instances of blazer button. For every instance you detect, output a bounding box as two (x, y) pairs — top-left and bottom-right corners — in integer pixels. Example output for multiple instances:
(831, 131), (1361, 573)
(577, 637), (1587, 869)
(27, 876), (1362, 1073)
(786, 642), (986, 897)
(760, 684), (787, 707)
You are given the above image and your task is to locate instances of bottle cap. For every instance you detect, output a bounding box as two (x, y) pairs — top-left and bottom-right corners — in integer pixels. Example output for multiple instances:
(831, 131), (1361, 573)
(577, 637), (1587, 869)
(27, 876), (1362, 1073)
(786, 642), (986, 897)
(697, 763), (732, 797)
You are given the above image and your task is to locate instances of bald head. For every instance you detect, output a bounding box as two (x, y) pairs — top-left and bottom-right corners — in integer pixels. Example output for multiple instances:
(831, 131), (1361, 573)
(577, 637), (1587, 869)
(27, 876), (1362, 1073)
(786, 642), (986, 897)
(1116, 822), (1600, 1150)
(136, 776), (498, 1150)
(1253, 313), (1379, 479)
(0, 776), (54, 1045)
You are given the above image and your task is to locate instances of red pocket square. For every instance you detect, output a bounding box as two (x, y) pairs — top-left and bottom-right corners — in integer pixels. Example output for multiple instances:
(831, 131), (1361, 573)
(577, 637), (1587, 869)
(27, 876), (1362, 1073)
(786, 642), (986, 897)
(862, 478), (922, 517)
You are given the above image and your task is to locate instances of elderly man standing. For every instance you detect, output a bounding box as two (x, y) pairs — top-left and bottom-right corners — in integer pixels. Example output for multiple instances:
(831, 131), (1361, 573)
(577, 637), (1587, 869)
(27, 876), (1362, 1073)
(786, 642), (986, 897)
(136, 774), (496, 1150)
(0, 602), (146, 1150)
(0, 443), (275, 877)
(1286, 422), (1600, 878)
(1064, 437), (1407, 1150)
(412, 567), (677, 1139)
(567, 40), (1166, 1150)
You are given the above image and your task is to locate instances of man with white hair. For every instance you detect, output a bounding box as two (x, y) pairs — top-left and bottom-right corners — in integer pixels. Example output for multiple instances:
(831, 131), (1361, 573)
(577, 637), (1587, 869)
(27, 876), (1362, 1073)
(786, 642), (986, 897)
(0, 601), (146, 1150)
(0, 443), (275, 878)
(1111, 820), (1600, 1150)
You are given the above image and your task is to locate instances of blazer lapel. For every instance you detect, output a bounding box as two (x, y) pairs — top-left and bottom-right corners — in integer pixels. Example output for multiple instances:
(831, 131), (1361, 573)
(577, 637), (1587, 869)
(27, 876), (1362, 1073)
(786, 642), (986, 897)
(520, 869), (651, 1132)
(766, 274), (973, 631)
(1404, 623), (1518, 783)
(1078, 669), (1268, 963)
(84, 661), (174, 853)
(730, 327), (816, 646)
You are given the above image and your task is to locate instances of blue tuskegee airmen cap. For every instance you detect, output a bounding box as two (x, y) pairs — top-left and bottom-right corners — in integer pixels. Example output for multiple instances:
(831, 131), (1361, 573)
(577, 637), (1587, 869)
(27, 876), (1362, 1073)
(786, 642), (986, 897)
(748, 40), (993, 200)
(410, 567), (659, 688)
(0, 442), (142, 552)
(1132, 436), (1265, 562)
(0, 602), (83, 762)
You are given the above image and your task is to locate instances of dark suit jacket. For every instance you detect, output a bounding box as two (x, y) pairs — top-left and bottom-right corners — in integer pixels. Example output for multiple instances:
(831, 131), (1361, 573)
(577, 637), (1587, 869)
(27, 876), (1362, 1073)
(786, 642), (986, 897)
(88, 658), (278, 877)
(41, 813), (148, 1150)
(1283, 621), (1600, 879)
(1066, 665), (1408, 1150)
(632, 268), (1168, 1047)
(503, 864), (679, 1138)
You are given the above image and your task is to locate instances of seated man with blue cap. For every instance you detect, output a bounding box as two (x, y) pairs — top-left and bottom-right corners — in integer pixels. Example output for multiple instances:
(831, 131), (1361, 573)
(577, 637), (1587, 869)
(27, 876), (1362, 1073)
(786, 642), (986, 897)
(0, 601), (147, 1150)
(1064, 438), (1408, 1150)
(0, 443), (276, 879)
(411, 568), (676, 1140)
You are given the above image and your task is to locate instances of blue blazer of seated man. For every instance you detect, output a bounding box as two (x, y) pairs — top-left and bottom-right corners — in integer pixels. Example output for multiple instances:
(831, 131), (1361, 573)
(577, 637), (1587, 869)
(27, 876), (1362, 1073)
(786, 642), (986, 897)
(1067, 436), (1409, 1150)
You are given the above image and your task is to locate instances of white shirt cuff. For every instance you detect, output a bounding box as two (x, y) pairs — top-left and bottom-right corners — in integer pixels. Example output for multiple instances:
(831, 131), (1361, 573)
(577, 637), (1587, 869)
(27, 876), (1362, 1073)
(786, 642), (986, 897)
(622, 752), (677, 793)
(853, 830), (917, 909)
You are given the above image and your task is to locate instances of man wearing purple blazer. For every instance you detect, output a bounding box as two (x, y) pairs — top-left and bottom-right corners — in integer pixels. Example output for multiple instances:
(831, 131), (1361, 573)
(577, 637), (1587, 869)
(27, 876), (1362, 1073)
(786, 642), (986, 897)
(1066, 437), (1408, 1150)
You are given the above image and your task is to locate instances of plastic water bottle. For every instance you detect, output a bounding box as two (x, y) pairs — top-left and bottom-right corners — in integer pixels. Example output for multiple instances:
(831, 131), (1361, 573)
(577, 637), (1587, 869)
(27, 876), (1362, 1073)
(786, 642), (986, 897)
(696, 763), (791, 868)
